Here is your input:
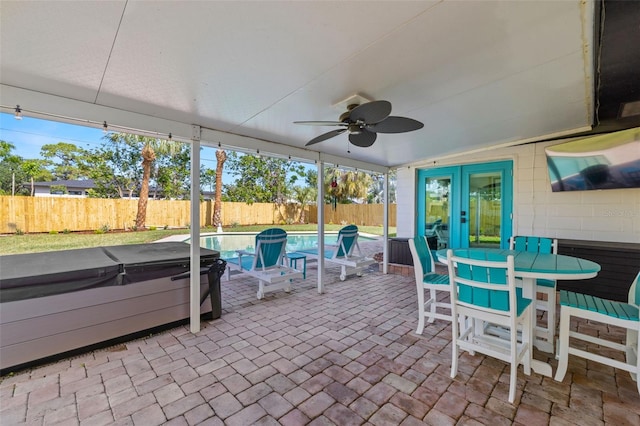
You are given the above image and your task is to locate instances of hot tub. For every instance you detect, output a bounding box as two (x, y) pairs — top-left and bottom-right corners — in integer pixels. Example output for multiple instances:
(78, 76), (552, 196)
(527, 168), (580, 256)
(0, 242), (223, 372)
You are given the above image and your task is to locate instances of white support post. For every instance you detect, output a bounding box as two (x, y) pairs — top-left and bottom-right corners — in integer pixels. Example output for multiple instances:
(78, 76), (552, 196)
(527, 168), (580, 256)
(189, 125), (201, 333)
(382, 172), (389, 274)
(317, 161), (325, 294)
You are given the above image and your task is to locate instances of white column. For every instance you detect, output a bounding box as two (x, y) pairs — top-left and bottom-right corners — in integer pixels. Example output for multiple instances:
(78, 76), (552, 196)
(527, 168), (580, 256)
(317, 161), (325, 294)
(190, 125), (202, 333)
(382, 172), (389, 274)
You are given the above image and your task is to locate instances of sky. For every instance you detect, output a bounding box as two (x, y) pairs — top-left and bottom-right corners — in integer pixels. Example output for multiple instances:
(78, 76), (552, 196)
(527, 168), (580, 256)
(0, 112), (106, 159)
(0, 112), (319, 189)
(0, 112), (233, 180)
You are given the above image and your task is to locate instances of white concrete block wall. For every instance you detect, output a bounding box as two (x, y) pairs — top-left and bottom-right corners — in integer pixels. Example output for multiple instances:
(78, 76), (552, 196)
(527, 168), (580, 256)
(396, 167), (416, 238)
(397, 141), (640, 244)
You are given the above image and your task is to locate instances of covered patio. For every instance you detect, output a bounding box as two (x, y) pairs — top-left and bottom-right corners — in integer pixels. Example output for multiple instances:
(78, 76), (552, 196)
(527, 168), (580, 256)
(1, 240), (639, 425)
(1, 1), (640, 423)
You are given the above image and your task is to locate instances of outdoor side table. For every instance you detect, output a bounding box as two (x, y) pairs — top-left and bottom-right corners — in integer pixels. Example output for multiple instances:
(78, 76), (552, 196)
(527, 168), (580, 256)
(287, 252), (307, 279)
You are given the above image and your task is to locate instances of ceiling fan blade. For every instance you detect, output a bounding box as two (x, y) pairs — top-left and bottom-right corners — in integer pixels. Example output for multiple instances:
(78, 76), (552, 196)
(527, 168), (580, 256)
(367, 116), (424, 133)
(305, 129), (346, 146)
(348, 100), (392, 124)
(294, 121), (347, 126)
(349, 130), (377, 147)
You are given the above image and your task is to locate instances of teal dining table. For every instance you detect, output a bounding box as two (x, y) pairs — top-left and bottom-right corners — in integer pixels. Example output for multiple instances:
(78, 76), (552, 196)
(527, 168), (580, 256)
(436, 248), (601, 377)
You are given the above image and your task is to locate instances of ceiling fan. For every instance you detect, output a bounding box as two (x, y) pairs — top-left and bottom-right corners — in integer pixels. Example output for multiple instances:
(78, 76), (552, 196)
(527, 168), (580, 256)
(294, 100), (424, 148)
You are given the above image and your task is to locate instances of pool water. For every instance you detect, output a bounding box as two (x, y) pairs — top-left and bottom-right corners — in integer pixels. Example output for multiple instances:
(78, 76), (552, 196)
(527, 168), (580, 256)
(191, 232), (374, 259)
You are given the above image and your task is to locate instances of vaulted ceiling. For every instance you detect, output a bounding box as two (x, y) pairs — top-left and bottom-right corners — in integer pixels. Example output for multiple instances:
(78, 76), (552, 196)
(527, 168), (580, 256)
(1, 1), (638, 170)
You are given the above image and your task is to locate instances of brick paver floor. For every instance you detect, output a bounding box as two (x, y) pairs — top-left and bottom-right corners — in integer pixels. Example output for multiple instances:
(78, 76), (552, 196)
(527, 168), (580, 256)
(1, 240), (639, 425)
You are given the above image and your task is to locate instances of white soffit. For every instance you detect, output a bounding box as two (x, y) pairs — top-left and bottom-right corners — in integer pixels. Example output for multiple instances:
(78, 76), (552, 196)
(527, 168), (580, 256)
(0, 1), (593, 168)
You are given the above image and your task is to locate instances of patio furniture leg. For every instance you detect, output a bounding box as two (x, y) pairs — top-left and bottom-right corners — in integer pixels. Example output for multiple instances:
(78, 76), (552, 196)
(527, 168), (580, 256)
(554, 307), (571, 382)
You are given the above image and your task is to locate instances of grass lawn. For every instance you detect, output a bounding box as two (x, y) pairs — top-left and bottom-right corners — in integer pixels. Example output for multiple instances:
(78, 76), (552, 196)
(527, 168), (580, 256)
(0, 224), (396, 255)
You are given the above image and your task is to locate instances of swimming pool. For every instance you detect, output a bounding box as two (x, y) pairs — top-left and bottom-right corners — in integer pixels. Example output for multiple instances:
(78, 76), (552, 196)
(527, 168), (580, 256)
(190, 232), (376, 258)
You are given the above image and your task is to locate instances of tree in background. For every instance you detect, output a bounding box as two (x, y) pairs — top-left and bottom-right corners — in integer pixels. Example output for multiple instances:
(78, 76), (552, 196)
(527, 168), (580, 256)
(85, 140), (142, 198)
(0, 141), (13, 158)
(104, 133), (182, 229)
(223, 152), (306, 203)
(40, 142), (88, 181)
(291, 185), (316, 223)
(213, 149), (227, 230)
(201, 168), (216, 194)
(0, 141), (24, 195)
(324, 167), (373, 204)
(153, 144), (191, 199)
(0, 141), (51, 195)
(367, 170), (396, 203)
(21, 159), (50, 196)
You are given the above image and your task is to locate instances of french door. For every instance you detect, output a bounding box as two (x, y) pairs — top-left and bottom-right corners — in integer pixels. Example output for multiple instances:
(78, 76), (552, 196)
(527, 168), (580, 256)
(417, 161), (513, 249)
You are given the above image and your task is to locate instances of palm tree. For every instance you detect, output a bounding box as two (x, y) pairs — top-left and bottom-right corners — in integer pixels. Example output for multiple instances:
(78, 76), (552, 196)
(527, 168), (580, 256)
(292, 185), (316, 223)
(213, 149), (227, 231)
(106, 133), (181, 229)
(325, 167), (373, 203)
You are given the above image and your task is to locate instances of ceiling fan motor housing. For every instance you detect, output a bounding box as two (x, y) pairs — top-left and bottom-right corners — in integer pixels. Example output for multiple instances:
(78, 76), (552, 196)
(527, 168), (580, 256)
(347, 123), (363, 134)
(339, 104), (360, 122)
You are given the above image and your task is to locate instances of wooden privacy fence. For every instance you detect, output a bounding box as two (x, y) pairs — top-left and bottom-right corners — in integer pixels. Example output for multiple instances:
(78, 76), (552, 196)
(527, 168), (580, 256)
(0, 196), (396, 234)
(308, 204), (396, 227)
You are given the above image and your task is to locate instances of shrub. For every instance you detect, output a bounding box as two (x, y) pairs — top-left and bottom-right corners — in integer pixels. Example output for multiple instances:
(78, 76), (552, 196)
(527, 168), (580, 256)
(15, 228), (24, 235)
(49, 230), (59, 234)
(149, 226), (157, 231)
(62, 229), (71, 234)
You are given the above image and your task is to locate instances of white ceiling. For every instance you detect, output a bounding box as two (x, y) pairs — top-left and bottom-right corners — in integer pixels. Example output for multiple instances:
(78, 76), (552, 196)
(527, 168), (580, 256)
(0, 1), (594, 169)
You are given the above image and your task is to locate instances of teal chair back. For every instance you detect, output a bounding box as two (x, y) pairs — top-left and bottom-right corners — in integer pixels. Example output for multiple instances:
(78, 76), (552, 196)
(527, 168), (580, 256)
(510, 236), (557, 254)
(335, 225), (359, 257)
(411, 235), (435, 274)
(449, 250), (519, 313)
(254, 228), (287, 269)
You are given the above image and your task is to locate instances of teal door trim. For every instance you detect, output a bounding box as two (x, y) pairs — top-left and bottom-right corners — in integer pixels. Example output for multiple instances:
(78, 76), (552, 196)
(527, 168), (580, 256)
(417, 166), (460, 246)
(460, 161), (513, 249)
(417, 161), (513, 249)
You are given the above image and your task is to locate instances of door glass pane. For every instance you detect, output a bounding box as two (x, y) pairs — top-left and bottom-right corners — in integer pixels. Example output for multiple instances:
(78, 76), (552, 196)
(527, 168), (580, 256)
(425, 176), (450, 249)
(468, 172), (501, 248)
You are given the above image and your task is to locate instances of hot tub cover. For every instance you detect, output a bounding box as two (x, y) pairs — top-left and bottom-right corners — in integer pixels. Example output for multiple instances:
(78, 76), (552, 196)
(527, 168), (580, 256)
(0, 242), (218, 303)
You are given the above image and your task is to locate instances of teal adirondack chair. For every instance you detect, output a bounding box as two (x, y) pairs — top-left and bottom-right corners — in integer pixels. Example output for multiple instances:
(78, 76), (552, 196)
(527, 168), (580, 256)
(225, 228), (303, 299)
(298, 225), (375, 281)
